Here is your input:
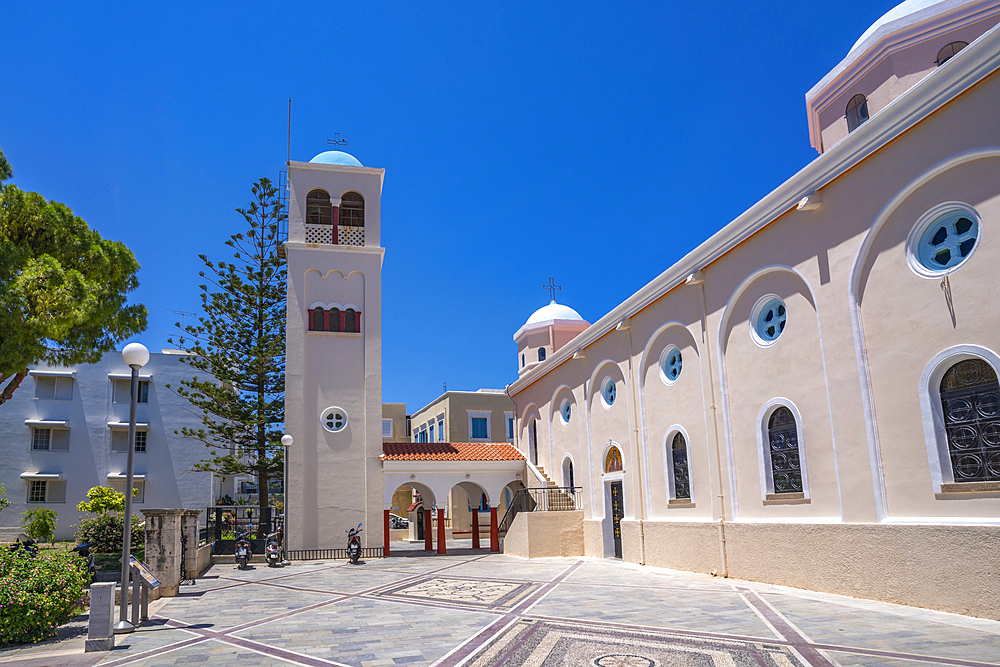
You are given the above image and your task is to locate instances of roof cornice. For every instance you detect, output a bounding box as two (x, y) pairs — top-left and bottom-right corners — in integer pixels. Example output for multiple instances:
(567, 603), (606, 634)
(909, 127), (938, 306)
(508, 22), (1000, 396)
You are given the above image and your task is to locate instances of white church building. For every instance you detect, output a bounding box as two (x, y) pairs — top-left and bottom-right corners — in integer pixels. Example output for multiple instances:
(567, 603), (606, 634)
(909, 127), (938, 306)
(282, 0), (1000, 620)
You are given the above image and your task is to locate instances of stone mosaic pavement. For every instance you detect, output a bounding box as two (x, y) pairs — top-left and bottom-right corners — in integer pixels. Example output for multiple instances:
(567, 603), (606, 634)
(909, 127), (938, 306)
(2, 543), (999, 667)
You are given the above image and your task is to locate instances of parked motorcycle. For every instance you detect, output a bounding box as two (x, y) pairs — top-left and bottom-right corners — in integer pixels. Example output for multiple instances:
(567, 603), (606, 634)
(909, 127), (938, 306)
(235, 527), (252, 570)
(72, 542), (96, 583)
(346, 523), (363, 564)
(264, 530), (282, 567)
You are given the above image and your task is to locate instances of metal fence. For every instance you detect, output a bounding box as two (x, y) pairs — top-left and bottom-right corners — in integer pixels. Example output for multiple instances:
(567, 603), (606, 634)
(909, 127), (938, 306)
(204, 506), (275, 555)
(498, 486), (582, 537)
(288, 547), (384, 561)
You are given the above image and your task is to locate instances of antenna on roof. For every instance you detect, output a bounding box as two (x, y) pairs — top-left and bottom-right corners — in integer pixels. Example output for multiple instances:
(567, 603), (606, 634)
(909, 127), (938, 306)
(169, 309), (196, 350)
(286, 98), (291, 165)
(543, 277), (562, 303)
(327, 133), (347, 148)
(443, 382), (447, 392)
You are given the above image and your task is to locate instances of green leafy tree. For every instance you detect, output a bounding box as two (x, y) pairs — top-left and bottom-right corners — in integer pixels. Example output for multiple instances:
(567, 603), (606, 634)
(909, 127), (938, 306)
(0, 484), (11, 514)
(168, 178), (285, 509)
(21, 508), (57, 543)
(0, 147), (147, 405)
(76, 485), (132, 514)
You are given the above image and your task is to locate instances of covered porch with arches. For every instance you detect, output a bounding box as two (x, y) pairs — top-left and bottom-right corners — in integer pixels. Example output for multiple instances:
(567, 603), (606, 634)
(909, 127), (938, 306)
(381, 442), (527, 555)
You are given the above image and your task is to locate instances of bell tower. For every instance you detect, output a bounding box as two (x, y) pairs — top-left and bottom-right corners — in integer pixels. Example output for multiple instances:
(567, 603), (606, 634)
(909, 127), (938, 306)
(283, 150), (385, 552)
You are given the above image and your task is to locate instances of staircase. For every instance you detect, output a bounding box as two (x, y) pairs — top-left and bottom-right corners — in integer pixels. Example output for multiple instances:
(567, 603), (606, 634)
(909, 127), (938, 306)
(533, 467), (577, 511)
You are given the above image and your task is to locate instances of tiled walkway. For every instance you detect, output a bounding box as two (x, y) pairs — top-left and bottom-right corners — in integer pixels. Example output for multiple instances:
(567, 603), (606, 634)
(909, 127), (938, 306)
(2, 544), (999, 666)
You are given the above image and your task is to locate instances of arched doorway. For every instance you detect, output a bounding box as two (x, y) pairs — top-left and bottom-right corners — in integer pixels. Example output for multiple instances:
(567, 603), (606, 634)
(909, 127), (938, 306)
(602, 444), (625, 559)
(448, 481), (490, 548)
(387, 482), (436, 544)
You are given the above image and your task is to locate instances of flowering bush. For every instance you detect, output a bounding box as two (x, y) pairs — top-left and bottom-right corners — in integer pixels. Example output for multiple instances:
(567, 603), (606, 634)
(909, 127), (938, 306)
(74, 512), (144, 554)
(0, 549), (86, 646)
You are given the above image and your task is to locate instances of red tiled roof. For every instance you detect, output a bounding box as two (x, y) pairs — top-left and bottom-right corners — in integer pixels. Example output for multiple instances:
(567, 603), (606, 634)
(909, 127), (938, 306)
(382, 442), (525, 462)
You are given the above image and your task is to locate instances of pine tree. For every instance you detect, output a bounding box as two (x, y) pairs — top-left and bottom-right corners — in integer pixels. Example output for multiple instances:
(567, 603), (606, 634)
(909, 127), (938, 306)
(169, 178), (285, 510)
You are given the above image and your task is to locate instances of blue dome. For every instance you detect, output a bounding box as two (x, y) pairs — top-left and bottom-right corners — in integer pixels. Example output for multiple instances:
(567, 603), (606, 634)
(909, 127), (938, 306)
(309, 150), (363, 167)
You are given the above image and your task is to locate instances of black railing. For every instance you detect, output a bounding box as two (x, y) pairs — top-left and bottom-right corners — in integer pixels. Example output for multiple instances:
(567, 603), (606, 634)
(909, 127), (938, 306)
(497, 487), (582, 537)
(206, 506), (274, 555)
(288, 547), (384, 561)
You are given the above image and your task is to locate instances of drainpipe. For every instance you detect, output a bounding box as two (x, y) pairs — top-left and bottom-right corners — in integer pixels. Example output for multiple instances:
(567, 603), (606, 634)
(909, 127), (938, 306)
(686, 270), (728, 578)
(620, 318), (646, 564)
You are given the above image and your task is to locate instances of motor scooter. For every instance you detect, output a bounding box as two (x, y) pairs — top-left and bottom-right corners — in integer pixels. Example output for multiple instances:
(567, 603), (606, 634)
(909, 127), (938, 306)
(264, 526), (282, 567)
(235, 526), (252, 570)
(346, 523), (362, 564)
(72, 542), (96, 583)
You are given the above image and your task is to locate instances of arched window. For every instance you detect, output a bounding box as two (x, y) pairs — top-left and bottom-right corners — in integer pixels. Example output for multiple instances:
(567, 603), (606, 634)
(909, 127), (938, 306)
(670, 433), (691, 500)
(846, 94), (869, 133)
(936, 41), (968, 66)
(940, 359), (1000, 483)
(767, 406), (803, 494)
(306, 189), (333, 225)
(605, 446), (623, 473)
(345, 308), (357, 333)
(329, 308), (341, 333)
(563, 457), (575, 488)
(538, 348), (546, 362)
(340, 192), (365, 227)
(311, 307), (325, 332)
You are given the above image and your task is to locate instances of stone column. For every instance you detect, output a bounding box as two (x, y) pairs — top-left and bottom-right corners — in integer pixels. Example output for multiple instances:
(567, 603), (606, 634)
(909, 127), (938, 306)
(141, 509), (185, 597)
(436, 508), (446, 555)
(180, 509), (203, 579)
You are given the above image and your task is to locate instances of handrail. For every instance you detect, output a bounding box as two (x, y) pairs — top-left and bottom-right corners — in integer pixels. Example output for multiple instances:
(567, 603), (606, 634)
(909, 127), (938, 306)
(497, 486), (582, 536)
(524, 459), (549, 487)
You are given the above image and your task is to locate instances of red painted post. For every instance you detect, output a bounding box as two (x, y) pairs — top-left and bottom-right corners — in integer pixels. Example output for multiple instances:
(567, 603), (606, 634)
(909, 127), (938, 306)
(490, 506), (499, 553)
(471, 509), (480, 549)
(332, 206), (340, 244)
(383, 509), (390, 557)
(437, 508), (447, 555)
(424, 508), (433, 551)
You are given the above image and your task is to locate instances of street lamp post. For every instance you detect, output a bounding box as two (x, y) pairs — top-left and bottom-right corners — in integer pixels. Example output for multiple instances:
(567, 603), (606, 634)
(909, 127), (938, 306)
(114, 343), (149, 634)
(280, 434), (292, 566)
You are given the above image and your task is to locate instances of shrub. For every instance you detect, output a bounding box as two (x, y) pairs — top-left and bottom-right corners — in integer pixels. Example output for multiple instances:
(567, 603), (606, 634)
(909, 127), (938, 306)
(74, 512), (144, 554)
(0, 484), (10, 514)
(0, 549), (86, 646)
(77, 486), (130, 514)
(21, 509), (57, 543)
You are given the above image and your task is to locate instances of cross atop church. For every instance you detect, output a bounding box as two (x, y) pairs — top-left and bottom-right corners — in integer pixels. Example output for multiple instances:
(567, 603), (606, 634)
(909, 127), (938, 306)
(543, 277), (562, 303)
(327, 133), (347, 148)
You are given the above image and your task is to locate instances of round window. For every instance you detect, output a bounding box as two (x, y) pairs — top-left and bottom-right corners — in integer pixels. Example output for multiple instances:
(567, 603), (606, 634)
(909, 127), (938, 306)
(601, 377), (616, 407)
(321, 407), (348, 432)
(660, 345), (682, 384)
(907, 204), (981, 277)
(751, 296), (786, 345)
(560, 399), (572, 424)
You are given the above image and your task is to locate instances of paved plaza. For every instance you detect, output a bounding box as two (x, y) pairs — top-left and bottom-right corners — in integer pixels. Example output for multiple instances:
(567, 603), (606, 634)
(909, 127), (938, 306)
(2, 544), (999, 667)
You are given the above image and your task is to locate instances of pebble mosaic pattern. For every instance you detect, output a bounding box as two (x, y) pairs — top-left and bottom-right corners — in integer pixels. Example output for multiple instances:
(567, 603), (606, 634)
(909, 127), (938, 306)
(2, 543), (999, 667)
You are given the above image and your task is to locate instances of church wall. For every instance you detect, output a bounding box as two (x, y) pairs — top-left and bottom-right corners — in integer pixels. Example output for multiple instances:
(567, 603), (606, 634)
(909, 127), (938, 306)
(858, 156), (1000, 519)
(507, 43), (1000, 616)
(724, 522), (1000, 619)
(635, 307), (712, 520)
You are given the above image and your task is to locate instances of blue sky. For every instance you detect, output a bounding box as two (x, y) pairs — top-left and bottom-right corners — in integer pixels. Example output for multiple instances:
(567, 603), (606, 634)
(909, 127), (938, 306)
(3, 1), (896, 412)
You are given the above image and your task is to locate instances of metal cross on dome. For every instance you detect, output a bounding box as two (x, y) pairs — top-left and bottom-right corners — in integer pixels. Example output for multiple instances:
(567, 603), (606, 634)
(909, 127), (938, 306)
(543, 277), (562, 303)
(327, 133), (347, 148)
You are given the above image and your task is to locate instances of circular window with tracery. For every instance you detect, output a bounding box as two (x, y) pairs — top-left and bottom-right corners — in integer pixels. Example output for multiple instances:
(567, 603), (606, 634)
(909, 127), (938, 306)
(660, 345), (682, 384)
(601, 377), (617, 407)
(320, 407), (348, 432)
(907, 203), (982, 278)
(751, 296), (786, 346)
(560, 399), (572, 424)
